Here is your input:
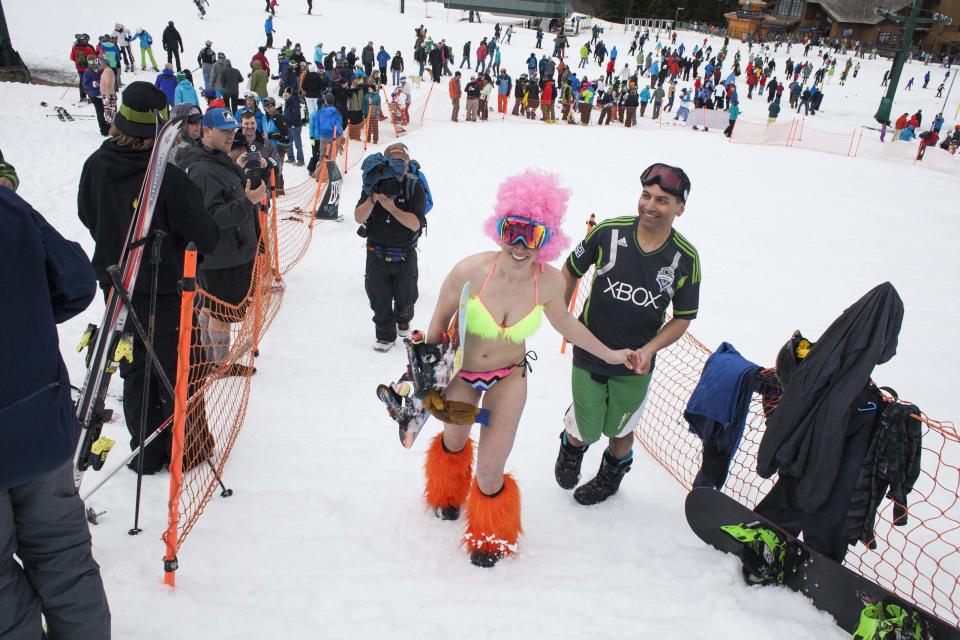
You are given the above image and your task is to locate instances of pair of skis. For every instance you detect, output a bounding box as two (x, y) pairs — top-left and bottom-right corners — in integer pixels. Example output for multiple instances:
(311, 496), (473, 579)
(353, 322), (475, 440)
(72, 118), (184, 492)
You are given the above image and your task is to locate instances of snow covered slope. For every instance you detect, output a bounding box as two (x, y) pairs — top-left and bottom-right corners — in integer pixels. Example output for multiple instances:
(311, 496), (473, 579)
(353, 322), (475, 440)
(2, 0), (958, 637)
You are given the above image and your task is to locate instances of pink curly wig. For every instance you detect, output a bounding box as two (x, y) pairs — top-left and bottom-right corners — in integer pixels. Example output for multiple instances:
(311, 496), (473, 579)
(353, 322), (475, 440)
(482, 169), (571, 263)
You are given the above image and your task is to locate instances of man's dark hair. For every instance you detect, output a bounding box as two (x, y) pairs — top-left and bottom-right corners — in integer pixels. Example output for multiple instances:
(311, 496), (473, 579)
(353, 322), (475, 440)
(239, 111), (257, 122)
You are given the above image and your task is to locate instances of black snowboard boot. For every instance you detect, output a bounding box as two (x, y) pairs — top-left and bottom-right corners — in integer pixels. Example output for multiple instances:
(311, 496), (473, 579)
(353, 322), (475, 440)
(573, 449), (633, 506)
(554, 431), (588, 490)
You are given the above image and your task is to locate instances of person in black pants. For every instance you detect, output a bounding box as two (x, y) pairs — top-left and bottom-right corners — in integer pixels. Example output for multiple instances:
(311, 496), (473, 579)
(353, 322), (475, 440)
(0, 153), (112, 640)
(354, 143), (427, 352)
(162, 21), (183, 71)
(77, 82), (220, 474)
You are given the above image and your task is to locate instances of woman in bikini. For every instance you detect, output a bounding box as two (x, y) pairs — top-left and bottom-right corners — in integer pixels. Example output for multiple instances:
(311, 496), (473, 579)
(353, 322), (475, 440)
(422, 170), (640, 567)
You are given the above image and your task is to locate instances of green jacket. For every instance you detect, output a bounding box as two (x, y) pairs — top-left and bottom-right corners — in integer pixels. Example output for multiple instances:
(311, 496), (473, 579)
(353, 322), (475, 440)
(250, 61), (268, 97)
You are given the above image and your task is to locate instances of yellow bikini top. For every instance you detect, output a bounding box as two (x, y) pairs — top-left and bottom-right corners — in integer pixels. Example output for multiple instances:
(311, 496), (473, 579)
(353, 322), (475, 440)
(465, 257), (543, 343)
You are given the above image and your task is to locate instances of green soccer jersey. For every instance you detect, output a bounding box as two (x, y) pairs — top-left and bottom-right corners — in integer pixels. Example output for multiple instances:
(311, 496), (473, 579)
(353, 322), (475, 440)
(566, 216), (701, 377)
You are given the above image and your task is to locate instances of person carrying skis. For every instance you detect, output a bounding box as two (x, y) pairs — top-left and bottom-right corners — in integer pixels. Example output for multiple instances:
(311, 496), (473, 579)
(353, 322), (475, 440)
(77, 82), (221, 474)
(555, 163), (700, 505)
(113, 23), (134, 73)
(421, 170), (640, 567)
(0, 153), (112, 640)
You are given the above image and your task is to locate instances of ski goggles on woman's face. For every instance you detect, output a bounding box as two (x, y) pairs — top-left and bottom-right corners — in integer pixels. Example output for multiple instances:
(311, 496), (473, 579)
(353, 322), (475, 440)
(498, 216), (551, 249)
(640, 163), (691, 202)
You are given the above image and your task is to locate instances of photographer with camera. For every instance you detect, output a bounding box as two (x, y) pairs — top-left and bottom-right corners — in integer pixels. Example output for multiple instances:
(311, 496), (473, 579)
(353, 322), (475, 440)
(354, 143), (427, 352)
(238, 110), (280, 185)
(262, 96), (290, 193)
(180, 108), (265, 374)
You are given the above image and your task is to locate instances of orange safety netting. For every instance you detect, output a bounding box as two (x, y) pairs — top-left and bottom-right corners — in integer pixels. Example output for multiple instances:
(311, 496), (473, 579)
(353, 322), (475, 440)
(160, 102), (412, 583)
(566, 270), (960, 627)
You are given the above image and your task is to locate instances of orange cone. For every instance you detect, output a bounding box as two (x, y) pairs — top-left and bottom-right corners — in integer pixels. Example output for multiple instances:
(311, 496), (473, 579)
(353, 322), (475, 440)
(424, 434), (474, 514)
(462, 474), (522, 567)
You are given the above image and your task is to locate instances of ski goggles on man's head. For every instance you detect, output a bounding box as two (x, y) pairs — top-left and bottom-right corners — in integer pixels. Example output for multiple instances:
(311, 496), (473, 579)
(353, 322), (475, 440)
(498, 216), (552, 249)
(640, 163), (691, 202)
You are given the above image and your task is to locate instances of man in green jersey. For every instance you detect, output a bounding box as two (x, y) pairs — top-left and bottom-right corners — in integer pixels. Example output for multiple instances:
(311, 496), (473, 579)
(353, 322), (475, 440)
(556, 163), (701, 505)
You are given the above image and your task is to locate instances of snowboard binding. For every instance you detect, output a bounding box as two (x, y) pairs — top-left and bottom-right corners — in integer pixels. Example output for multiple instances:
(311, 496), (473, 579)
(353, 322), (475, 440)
(721, 522), (808, 587)
(853, 601), (930, 640)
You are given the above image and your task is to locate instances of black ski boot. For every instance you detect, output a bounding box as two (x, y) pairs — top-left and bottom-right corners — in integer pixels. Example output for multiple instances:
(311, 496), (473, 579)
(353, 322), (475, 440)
(554, 431), (588, 490)
(573, 449), (632, 505)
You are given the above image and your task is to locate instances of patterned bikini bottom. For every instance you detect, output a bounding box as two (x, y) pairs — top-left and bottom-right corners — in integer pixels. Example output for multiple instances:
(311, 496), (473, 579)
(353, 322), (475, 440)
(456, 351), (537, 392)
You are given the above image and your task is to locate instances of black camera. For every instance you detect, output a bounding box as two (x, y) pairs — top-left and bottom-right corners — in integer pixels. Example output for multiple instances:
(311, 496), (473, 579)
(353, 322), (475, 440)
(374, 178), (402, 197)
(243, 144), (262, 189)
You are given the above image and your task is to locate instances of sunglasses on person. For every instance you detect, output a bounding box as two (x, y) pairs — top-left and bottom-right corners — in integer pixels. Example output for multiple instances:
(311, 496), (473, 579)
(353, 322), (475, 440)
(640, 163), (691, 202)
(498, 216), (552, 249)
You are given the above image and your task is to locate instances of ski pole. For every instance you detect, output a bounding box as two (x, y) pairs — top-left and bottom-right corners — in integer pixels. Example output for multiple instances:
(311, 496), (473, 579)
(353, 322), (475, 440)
(130, 230), (165, 536)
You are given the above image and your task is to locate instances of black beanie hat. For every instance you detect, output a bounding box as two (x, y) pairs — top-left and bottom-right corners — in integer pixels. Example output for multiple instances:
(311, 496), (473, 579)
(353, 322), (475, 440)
(115, 81), (170, 138)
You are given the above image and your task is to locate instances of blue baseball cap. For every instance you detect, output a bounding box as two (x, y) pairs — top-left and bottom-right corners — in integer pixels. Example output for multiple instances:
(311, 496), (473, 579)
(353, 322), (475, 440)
(201, 107), (239, 130)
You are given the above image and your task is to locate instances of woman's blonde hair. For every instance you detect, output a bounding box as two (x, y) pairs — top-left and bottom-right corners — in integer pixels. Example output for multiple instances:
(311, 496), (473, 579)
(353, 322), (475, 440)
(108, 125), (155, 151)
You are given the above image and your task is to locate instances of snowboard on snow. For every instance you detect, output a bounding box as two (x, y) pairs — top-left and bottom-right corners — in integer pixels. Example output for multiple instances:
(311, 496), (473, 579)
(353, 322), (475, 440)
(314, 158), (344, 222)
(377, 282), (469, 449)
(685, 487), (960, 639)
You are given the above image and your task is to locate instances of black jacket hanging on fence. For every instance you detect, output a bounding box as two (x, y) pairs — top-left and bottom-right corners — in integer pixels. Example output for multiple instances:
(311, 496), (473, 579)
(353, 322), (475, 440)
(841, 396), (923, 547)
(756, 282), (904, 514)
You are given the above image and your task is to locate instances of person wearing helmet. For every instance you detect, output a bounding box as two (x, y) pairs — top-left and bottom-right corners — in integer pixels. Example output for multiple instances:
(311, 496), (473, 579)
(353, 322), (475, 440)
(555, 163), (700, 507)
(415, 170), (641, 568)
(197, 40), (217, 91)
(171, 103), (204, 166)
(69, 33), (97, 102)
(113, 22), (134, 73)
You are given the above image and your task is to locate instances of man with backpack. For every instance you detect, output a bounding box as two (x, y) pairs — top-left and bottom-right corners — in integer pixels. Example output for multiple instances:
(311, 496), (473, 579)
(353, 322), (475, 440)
(354, 143), (431, 352)
(69, 33), (97, 102)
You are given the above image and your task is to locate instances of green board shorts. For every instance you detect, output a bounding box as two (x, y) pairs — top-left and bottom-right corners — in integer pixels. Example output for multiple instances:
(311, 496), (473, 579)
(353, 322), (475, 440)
(563, 365), (652, 444)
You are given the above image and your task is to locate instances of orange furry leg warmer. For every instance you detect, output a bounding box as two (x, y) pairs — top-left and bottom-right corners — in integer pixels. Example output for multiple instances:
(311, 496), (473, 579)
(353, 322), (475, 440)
(423, 433), (474, 509)
(462, 474), (522, 562)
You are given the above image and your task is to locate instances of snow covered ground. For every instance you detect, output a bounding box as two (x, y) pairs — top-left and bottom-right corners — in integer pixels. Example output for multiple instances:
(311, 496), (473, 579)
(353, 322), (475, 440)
(2, 0), (959, 637)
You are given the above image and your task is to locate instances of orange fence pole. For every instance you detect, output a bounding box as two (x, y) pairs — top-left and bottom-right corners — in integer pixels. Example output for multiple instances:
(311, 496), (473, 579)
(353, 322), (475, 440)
(162, 243), (198, 588)
(270, 169), (280, 281)
(253, 210), (268, 355)
(363, 104), (373, 151)
(418, 82), (434, 126)
(560, 213), (597, 354)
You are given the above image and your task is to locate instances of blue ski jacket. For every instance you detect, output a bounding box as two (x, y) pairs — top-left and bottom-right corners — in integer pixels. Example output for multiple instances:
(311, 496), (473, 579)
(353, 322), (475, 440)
(0, 188), (96, 491)
(309, 105), (343, 140)
(175, 79), (199, 106)
(155, 68), (177, 105)
(685, 342), (759, 490)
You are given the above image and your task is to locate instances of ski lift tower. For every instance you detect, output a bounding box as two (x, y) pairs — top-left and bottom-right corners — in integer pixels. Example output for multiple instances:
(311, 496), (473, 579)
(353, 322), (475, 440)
(874, 0), (953, 124)
(0, 0), (30, 83)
